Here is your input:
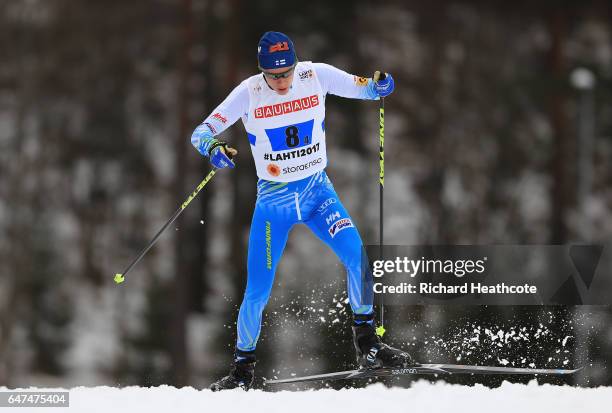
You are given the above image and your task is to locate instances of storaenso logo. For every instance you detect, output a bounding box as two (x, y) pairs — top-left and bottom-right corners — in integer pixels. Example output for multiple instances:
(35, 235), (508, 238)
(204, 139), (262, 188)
(282, 158), (322, 175)
(265, 221), (272, 270)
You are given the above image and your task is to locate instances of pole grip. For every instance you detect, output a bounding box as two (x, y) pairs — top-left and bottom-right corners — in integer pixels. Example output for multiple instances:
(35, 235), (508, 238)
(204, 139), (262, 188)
(373, 71), (387, 82)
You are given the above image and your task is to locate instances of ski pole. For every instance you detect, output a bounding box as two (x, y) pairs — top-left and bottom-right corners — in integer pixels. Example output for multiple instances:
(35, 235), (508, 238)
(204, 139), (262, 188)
(373, 70), (386, 337)
(113, 168), (218, 285)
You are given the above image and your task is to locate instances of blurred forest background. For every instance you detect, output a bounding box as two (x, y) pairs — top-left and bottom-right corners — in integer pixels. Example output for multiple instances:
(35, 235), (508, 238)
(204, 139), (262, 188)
(1, 0), (612, 390)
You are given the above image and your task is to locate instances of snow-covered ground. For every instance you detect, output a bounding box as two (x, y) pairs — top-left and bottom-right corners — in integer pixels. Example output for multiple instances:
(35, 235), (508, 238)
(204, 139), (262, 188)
(4, 381), (612, 413)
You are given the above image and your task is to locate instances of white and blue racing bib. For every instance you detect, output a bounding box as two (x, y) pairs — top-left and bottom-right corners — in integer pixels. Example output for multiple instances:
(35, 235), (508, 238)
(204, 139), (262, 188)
(244, 61), (327, 182)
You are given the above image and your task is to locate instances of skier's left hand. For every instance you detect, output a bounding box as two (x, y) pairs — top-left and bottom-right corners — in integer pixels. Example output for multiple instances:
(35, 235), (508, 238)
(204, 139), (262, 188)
(374, 72), (394, 97)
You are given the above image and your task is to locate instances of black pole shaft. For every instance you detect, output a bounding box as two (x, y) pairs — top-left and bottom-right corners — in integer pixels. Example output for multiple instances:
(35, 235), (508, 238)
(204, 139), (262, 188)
(115, 168), (217, 282)
(379, 96), (385, 327)
(119, 205), (184, 278)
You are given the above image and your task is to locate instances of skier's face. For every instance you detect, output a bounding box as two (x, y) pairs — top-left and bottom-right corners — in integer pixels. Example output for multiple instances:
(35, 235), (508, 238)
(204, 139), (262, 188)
(262, 65), (295, 95)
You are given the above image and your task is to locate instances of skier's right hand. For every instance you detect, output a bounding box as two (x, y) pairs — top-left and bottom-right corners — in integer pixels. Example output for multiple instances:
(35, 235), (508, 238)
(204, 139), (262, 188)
(209, 143), (238, 169)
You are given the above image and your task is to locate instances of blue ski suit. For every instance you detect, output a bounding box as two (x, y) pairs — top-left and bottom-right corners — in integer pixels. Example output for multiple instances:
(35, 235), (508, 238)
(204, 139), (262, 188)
(237, 170), (373, 351)
(191, 62), (380, 353)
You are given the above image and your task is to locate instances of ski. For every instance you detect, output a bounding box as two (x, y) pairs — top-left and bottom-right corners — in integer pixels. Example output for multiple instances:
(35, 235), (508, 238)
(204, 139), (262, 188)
(265, 364), (583, 384)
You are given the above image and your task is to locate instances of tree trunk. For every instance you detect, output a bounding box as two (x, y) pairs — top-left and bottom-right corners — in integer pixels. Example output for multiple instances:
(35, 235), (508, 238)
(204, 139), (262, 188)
(547, 8), (573, 243)
(170, 0), (194, 387)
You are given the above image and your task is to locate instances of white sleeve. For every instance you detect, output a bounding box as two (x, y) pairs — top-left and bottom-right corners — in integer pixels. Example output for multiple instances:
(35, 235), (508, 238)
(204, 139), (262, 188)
(200, 81), (250, 136)
(313, 63), (379, 100)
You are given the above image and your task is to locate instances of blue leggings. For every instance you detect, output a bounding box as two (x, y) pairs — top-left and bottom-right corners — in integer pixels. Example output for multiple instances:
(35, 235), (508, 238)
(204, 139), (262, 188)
(237, 171), (373, 352)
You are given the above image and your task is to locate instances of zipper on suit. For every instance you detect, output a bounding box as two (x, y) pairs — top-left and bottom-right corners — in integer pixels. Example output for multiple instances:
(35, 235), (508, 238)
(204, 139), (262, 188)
(294, 192), (302, 221)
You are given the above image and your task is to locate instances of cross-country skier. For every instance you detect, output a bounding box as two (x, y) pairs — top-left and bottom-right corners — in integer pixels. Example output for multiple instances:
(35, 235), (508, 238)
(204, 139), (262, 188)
(190, 31), (413, 391)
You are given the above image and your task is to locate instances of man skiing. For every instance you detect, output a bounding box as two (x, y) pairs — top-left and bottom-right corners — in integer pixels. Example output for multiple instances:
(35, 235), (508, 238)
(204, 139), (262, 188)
(190, 31), (413, 391)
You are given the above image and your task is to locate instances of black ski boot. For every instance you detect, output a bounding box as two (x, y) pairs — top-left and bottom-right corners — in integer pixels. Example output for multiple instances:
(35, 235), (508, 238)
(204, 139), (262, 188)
(210, 351), (256, 391)
(352, 321), (414, 369)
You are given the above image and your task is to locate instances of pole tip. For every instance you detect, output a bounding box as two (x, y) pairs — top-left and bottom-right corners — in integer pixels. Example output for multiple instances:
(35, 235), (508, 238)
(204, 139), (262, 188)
(114, 273), (125, 284)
